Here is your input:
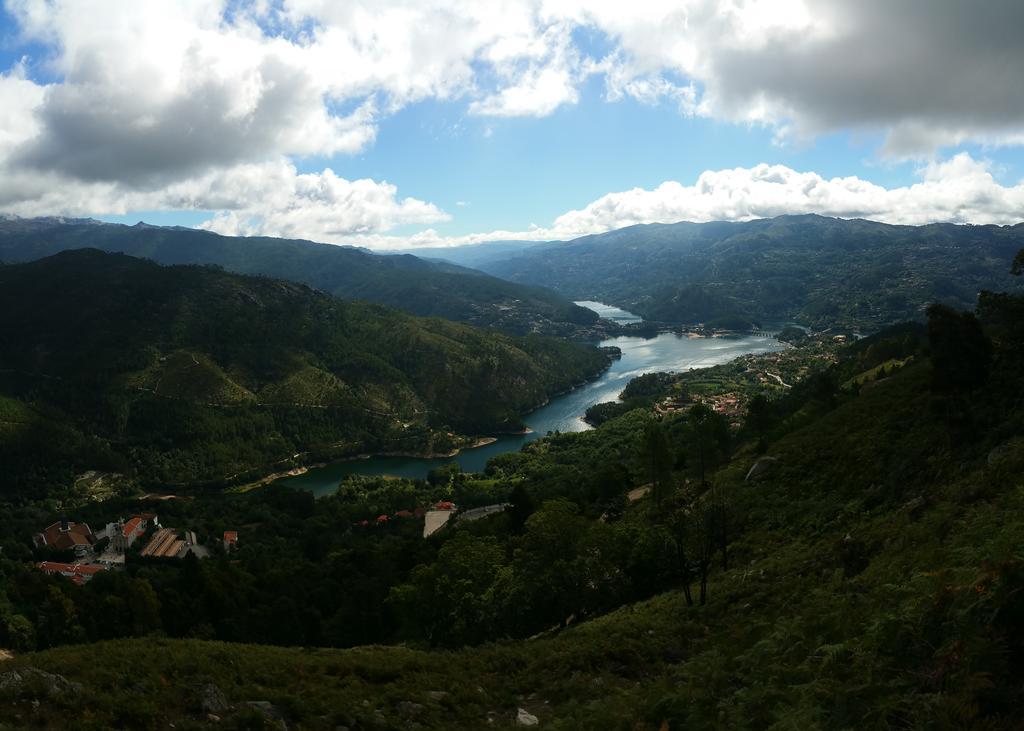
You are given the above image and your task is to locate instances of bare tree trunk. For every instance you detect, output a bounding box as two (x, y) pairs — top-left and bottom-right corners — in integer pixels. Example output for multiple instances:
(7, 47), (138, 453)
(719, 510), (729, 571)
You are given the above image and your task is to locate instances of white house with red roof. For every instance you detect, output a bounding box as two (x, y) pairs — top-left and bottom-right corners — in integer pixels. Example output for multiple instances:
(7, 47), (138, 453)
(108, 513), (159, 554)
(36, 561), (107, 585)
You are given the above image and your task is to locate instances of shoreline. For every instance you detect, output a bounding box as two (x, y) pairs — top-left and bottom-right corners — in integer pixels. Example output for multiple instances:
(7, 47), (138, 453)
(229, 434), (507, 494)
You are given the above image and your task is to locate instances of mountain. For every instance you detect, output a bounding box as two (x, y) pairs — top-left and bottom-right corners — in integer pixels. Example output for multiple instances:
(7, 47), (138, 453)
(0, 250), (609, 496)
(389, 239), (547, 268)
(480, 214), (1024, 329)
(0, 218), (598, 336)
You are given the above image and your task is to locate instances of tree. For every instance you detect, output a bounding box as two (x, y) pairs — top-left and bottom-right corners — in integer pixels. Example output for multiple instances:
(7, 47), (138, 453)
(506, 482), (535, 534)
(639, 419), (673, 509)
(926, 303), (992, 394)
(745, 393), (772, 452)
(1011, 248), (1024, 277)
(668, 508), (696, 607)
(690, 499), (718, 606)
(686, 404), (729, 486)
(126, 578), (162, 636)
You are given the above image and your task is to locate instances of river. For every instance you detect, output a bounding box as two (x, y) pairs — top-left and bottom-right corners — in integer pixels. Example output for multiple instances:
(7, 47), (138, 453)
(277, 303), (786, 496)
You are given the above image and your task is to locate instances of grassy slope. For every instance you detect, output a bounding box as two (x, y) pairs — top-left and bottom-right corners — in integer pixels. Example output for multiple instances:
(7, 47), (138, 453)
(4, 360), (1022, 729)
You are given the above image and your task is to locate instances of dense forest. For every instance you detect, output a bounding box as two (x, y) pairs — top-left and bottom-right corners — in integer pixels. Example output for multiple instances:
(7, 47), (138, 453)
(0, 250), (609, 497)
(481, 214), (1024, 330)
(0, 217), (598, 336)
(1, 251), (1021, 729)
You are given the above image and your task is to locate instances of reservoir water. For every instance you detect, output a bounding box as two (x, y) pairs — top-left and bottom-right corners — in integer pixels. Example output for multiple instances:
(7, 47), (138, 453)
(278, 303), (786, 496)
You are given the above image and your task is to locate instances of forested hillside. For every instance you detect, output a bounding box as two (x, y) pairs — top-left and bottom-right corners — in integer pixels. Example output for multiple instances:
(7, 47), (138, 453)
(0, 217), (598, 336)
(0, 250), (608, 497)
(2, 253), (1022, 729)
(481, 214), (1024, 330)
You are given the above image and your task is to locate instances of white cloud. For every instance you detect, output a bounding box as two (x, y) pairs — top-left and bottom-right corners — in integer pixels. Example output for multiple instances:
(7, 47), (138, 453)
(543, 153), (1024, 237)
(0, 159), (449, 240)
(569, 0), (1024, 157)
(342, 153), (1024, 249)
(1, 1), (1024, 235)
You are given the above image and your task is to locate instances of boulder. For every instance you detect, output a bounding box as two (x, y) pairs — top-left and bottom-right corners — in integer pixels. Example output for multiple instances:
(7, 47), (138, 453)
(0, 667), (82, 698)
(987, 439), (1022, 467)
(245, 700), (288, 730)
(196, 682), (230, 714)
(516, 707), (540, 726)
(397, 700), (424, 717)
(745, 457), (779, 483)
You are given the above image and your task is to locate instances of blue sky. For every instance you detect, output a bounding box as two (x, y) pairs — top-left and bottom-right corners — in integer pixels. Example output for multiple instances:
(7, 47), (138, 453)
(0, 1), (1022, 248)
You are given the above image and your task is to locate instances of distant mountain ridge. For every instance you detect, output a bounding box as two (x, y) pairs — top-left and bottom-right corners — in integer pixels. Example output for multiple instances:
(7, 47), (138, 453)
(479, 214), (1024, 330)
(0, 217), (596, 336)
(0, 249), (609, 496)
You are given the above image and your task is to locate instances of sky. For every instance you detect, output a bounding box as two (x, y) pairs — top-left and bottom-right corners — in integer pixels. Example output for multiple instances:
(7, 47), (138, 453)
(0, 0), (1023, 249)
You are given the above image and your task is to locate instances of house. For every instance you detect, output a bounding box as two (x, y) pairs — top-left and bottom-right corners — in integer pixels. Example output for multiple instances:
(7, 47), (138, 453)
(223, 531), (238, 552)
(32, 519), (96, 558)
(106, 513), (159, 554)
(36, 561), (106, 585)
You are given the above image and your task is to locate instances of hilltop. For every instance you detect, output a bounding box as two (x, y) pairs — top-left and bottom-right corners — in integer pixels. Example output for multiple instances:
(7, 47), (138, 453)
(480, 214), (1024, 330)
(0, 250), (609, 497)
(0, 218), (598, 337)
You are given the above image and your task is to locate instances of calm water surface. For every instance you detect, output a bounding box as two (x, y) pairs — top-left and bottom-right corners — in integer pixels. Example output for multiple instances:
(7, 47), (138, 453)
(278, 303), (786, 495)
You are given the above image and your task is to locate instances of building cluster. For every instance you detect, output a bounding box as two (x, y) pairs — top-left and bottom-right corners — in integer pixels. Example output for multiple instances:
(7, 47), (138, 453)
(31, 513), (234, 584)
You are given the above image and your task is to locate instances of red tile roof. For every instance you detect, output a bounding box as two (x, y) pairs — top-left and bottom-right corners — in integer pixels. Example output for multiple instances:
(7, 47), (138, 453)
(122, 517), (142, 537)
(36, 521), (95, 551)
(36, 561), (106, 579)
(223, 531), (238, 544)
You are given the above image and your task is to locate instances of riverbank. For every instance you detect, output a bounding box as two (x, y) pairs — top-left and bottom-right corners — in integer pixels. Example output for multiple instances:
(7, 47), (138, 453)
(276, 324), (788, 494)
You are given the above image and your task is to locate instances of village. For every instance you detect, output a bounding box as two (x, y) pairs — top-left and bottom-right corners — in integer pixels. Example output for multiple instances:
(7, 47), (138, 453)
(657, 331), (843, 426)
(30, 513), (238, 585)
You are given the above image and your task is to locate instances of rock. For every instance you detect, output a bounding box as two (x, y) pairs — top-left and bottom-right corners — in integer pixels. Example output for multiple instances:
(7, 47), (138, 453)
(245, 700), (288, 730)
(426, 690), (448, 701)
(0, 667), (82, 698)
(206, 714), (221, 723)
(898, 496), (926, 516)
(745, 456), (779, 482)
(397, 701), (424, 717)
(516, 708), (540, 726)
(196, 682), (230, 714)
(987, 439), (1021, 466)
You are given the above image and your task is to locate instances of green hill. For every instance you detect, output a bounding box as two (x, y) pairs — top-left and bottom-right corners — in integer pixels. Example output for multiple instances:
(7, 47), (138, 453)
(0, 217), (598, 336)
(0, 250), (609, 496)
(2, 252), (1022, 730)
(3, 307), (1023, 728)
(481, 214), (1024, 330)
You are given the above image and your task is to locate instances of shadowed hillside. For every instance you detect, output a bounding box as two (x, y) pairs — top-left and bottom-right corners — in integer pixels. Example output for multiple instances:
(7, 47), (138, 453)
(0, 217), (598, 336)
(0, 250), (609, 496)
